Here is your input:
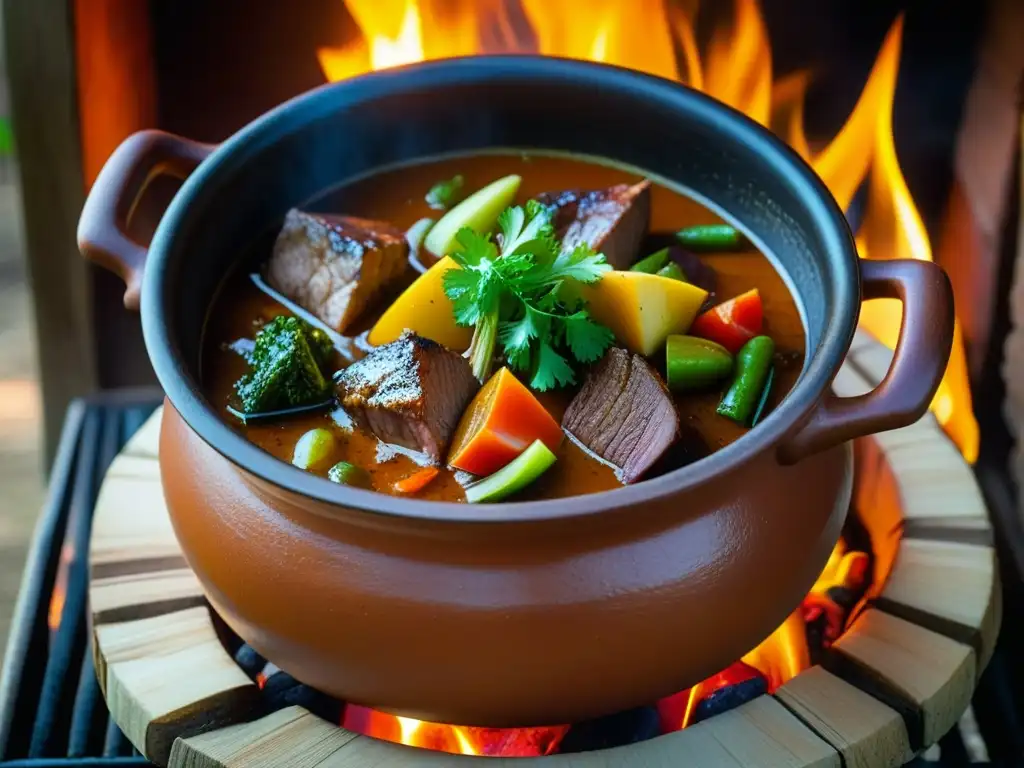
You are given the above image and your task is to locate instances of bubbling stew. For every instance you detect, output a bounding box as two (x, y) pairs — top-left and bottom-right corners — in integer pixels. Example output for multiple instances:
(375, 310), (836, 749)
(202, 153), (805, 503)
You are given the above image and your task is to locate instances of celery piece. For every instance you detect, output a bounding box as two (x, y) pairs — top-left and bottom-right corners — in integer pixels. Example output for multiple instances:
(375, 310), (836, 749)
(465, 439), (556, 503)
(424, 174), (521, 258)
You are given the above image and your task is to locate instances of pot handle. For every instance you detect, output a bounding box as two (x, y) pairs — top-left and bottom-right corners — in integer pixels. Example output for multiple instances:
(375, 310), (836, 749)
(777, 258), (954, 464)
(78, 130), (215, 310)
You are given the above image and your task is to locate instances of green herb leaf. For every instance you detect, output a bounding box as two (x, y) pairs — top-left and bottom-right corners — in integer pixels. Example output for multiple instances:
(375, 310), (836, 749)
(451, 227), (497, 268)
(494, 251), (534, 280)
(497, 205), (525, 247)
(549, 243), (612, 284)
(532, 340), (576, 391)
(442, 268), (482, 326)
(425, 174), (465, 211)
(499, 309), (541, 371)
(442, 202), (616, 390)
(563, 310), (615, 363)
(499, 203), (558, 262)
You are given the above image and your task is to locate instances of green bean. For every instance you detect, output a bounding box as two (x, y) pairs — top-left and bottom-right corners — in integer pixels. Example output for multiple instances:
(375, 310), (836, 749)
(750, 367), (775, 428)
(717, 336), (775, 424)
(292, 427), (337, 471)
(675, 224), (749, 252)
(666, 335), (733, 392)
(327, 461), (372, 489)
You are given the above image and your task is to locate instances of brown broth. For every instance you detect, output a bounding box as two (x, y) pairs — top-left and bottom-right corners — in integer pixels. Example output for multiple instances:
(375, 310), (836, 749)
(201, 153), (805, 502)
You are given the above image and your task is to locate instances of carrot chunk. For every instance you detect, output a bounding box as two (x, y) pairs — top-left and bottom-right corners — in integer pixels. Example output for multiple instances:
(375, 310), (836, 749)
(392, 467), (440, 494)
(448, 368), (563, 476)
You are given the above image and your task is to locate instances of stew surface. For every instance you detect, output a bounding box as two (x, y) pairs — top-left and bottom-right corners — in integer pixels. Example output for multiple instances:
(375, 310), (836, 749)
(202, 152), (805, 503)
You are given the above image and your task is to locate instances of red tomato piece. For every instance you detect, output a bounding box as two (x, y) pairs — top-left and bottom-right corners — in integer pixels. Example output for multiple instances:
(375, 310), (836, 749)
(689, 289), (763, 354)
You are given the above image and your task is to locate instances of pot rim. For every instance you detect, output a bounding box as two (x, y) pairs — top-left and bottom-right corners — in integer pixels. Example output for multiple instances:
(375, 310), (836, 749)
(142, 55), (859, 524)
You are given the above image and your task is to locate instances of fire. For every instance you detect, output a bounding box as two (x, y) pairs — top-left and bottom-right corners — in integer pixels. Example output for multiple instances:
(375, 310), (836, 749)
(319, 0), (977, 459)
(48, 542), (75, 631)
(319, 0), (978, 754)
(342, 705), (566, 757)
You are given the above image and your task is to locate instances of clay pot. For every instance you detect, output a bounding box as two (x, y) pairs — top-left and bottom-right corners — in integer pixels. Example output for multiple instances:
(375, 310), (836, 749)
(78, 57), (953, 726)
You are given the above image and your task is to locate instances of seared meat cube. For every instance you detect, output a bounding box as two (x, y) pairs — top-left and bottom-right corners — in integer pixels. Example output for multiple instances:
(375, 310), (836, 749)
(267, 209), (409, 333)
(562, 347), (678, 483)
(535, 181), (651, 269)
(335, 332), (479, 461)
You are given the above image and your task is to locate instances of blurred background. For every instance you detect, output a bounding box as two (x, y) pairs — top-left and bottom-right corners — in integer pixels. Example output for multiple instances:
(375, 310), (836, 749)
(0, 8), (41, 669)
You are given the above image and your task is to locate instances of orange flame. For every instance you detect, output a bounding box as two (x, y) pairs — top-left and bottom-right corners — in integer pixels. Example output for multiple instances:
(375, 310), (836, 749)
(48, 542), (75, 631)
(319, 0), (976, 751)
(807, 19), (977, 460)
(318, 0), (977, 459)
(342, 705), (566, 756)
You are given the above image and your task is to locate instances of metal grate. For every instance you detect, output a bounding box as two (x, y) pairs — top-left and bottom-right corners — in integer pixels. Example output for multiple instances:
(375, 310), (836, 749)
(0, 391), (1022, 766)
(0, 391), (160, 767)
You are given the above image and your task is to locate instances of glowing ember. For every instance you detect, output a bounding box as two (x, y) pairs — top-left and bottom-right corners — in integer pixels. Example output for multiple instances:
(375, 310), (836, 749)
(342, 705), (566, 757)
(316, 0), (977, 755)
(48, 542), (75, 631)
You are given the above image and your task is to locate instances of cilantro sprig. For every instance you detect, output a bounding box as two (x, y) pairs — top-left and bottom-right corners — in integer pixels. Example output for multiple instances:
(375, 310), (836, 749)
(442, 200), (615, 390)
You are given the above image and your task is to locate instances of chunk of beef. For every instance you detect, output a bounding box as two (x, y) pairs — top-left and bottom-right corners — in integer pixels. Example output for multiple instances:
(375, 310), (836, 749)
(335, 332), (479, 461)
(267, 209), (409, 333)
(535, 181), (651, 269)
(562, 347), (679, 483)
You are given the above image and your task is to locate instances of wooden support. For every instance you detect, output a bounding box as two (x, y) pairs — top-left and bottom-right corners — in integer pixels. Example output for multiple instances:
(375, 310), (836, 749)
(828, 610), (976, 749)
(90, 331), (1000, 767)
(90, 410), (259, 765)
(170, 707), (360, 768)
(776, 666), (913, 768)
(90, 448), (204, 626)
(875, 538), (1000, 672)
(96, 606), (259, 766)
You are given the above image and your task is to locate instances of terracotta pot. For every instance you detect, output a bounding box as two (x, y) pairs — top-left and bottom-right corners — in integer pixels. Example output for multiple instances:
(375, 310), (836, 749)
(78, 57), (954, 726)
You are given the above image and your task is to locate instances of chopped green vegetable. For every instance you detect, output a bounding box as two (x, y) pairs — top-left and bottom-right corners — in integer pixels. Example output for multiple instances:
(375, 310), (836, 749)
(442, 201), (615, 388)
(630, 247), (670, 274)
(292, 428), (337, 471)
(750, 366), (775, 428)
(666, 335), (733, 392)
(465, 439), (557, 503)
(328, 461), (372, 488)
(425, 174), (466, 211)
(717, 335), (775, 424)
(424, 174), (521, 258)
(656, 262), (687, 281)
(234, 316), (334, 414)
(676, 224), (749, 252)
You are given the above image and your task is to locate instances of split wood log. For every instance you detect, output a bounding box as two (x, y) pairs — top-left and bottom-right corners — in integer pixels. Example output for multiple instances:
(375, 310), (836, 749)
(775, 666), (913, 768)
(827, 610), (976, 749)
(95, 606), (259, 766)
